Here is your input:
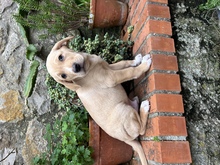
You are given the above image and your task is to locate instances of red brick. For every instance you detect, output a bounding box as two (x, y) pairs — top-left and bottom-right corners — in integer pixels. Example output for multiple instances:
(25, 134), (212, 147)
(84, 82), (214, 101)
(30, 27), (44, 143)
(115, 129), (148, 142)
(144, 116), (187, 137)
(129, 5), (150, 40)
(148, 20), (172, 36)
(133, 54), (178, 86)
(148, 73), (181, 92)
(89, 118), (133, 165)
(132, 19), (172, 41)
(142, 141), (192, 163)
(132, 31), (147, 54)
(132, 21), (173, 53)
(131, 0), (147, 25)
(147, 0), (168, 4)
(137, 36), (175, 55)
(150, 54), (178, 71)
(122, 18), (131, 41)
(122, 30), (129, 41)
(130, 4), (171, 41)
(147, 4), (170, 19)
(134, 73), (181, 99)
(149, 94), (184, 113)
(129, 0), (135, 8)
(129, 0), (140, 18)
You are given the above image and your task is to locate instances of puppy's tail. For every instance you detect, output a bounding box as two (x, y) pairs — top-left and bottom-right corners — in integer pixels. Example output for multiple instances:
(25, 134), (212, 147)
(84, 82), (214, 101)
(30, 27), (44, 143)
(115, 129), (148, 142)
(125, 140), (148, 165)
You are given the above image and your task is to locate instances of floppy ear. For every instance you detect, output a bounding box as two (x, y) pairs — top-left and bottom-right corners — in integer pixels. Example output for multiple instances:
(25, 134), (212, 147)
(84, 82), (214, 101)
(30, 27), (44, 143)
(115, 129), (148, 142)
(62, 81), (81, 91)
(52, 36), (74, 51)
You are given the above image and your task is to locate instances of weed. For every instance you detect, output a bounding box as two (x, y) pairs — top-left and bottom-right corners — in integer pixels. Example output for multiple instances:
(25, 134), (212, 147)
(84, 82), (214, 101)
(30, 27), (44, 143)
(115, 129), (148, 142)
(199, 0), (220, 10)
(14, 0), (89, 35)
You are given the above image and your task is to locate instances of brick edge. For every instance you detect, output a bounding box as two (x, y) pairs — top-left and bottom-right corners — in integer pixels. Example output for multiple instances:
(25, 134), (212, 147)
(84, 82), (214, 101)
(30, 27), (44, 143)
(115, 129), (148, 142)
(122, 0), (192, 164)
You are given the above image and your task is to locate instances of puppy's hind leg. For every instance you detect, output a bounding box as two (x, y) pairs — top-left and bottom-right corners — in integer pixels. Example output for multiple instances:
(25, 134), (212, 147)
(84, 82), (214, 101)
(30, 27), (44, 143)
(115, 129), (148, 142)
(125, 140), (148, 165)
(139, 100), (150, 135)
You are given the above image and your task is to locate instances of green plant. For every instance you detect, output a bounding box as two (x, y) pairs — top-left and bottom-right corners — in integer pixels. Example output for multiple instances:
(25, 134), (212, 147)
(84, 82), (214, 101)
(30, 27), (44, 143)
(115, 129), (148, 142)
(69, 33), (134, 64)
(18, 23), (40, 99)
(199, 0), (220, 10)
(24, 60), (40, 98)
(13, 0), (89, 35)
(199, 0), (220, 35)
(153, 136), (160, 142)
(33, 75), (93, 165)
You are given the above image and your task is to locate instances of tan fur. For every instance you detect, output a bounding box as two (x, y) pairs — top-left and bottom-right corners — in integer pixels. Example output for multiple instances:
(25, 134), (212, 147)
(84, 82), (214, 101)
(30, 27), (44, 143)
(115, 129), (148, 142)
(46, 37), (152, 165)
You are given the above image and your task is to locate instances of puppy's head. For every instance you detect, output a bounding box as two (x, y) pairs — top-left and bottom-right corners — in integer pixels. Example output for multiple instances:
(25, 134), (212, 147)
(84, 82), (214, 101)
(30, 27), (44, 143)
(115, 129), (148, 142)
(46, 37), (86, 90)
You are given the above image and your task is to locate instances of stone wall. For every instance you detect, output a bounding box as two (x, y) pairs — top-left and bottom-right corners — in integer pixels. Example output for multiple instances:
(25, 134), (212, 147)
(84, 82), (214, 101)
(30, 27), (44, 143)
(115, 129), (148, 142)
(0, 1), (53, 164)
(170, 1), (220, 164)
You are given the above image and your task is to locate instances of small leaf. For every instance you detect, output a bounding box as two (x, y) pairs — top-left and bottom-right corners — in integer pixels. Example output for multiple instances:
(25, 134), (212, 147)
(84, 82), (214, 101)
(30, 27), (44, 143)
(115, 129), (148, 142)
(26, 44), (38, 61)
(62, 121), (68, 131)
(17, 23), (29, 45)
(113, 54), (123, 63)
(24, 60), (40, 98)
(127, 25), (134, 34)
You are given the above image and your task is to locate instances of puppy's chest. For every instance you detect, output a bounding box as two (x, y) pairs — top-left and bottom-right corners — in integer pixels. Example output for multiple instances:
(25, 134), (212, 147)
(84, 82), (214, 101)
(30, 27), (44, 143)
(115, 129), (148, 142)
(77, 85), (127, 110)
(79, 75), (109, 89)
(77, 88), (106, 112)
(77, 87), (109, 103)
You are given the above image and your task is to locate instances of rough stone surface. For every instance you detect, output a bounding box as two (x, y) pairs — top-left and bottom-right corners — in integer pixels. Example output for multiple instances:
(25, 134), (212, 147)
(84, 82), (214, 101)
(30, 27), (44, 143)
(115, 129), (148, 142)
(0, 148), (16, 165)
(22, 119), (47, 165)
(0, 124), (26, 164)
(0, 90), (23, 123)
(27, 63), (51, 116)
(170, 1), (220, 165)
(0, 2), (52, 164)
(0, 0), (13, 13)
(0, 3), (28, 95)
(0, 23), (7, 55)
(0, 1), (80, 164)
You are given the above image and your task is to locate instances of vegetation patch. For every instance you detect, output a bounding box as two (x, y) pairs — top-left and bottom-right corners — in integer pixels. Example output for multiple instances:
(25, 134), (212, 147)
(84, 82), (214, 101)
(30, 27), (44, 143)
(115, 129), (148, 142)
(199, 0), (220, 10)
(14, 0), (90, 35)
(33, 78), (93, 164)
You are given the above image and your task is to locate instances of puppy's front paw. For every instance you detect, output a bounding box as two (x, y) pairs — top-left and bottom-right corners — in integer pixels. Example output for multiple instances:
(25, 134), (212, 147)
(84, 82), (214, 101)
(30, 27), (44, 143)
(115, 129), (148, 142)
(140, 100), (150, 113)
(133, 54), (143, 66)
(142, 54), (152, 67)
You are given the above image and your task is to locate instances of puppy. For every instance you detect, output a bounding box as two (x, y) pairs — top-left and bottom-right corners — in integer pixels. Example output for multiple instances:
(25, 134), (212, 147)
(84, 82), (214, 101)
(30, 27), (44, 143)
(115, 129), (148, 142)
(46, 37), (152, 165)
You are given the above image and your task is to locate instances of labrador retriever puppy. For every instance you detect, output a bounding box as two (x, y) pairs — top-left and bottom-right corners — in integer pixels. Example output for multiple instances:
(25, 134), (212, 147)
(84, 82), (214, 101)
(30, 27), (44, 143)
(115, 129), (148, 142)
(46, 37), (152, 165)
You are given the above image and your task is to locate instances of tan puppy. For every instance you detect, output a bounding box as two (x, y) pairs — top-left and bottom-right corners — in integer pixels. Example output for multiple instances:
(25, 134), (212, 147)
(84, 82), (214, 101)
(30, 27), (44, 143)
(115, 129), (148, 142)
(46, 37), (152, 165)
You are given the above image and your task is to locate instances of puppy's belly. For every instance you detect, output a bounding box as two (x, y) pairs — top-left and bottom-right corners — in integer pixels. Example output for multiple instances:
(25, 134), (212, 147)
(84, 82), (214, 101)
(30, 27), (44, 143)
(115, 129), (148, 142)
(77, 85), (138, 140)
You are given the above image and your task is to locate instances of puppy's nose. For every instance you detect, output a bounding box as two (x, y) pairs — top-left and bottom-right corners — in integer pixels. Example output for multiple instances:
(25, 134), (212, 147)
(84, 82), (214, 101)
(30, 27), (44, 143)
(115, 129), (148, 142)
(73, 63), (81, 73)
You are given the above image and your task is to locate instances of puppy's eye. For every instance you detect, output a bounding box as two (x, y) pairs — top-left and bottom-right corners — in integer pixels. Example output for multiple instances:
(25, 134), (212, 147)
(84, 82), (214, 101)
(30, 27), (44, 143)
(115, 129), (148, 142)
(58, 55), (64, 61)
(61, 74), (67, 79)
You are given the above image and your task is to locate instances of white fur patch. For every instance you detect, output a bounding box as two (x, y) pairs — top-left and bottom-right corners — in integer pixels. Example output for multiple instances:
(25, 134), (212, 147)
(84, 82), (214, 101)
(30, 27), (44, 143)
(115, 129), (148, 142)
(133, 54), (143, 66)
(64, 67), (73, 73)
(140, 100), (150, 112)
(141, 54), (152, 67)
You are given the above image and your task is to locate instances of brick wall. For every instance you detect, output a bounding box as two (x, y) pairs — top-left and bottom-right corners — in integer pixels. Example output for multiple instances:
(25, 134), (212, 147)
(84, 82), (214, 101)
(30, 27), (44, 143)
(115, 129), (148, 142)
(122, 0), (192, 164)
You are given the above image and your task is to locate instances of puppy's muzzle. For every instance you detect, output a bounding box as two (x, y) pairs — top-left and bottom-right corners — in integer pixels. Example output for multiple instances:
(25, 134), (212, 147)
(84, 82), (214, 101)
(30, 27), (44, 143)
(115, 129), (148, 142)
(73, 63), (81, 73)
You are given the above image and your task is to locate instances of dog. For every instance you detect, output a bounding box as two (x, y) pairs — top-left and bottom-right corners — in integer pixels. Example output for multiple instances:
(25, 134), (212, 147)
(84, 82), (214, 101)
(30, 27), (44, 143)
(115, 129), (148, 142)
(46, 37), (152, 165)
